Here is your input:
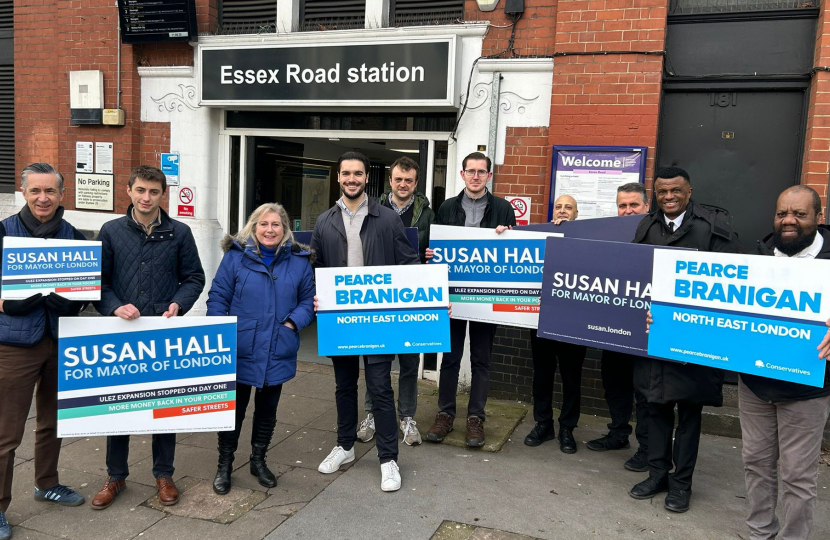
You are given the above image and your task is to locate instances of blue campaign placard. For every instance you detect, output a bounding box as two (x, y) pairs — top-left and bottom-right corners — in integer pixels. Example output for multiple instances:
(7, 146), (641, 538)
(1, 237), (103, 300)
(649, 250), (830, 387)
(315, 265), (450, 356)
(57, 316), (238, 437)
(537, 237), (673, 355)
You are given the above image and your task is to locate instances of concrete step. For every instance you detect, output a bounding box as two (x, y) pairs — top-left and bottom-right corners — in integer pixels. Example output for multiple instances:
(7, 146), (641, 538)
(702, 405), (742, 439)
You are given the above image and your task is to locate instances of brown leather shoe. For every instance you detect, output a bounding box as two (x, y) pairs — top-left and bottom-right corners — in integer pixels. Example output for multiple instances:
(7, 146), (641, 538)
(156, 476), (179, 506)
(426, 412), (454, 443)
(466, 416), (485, 447)
(91, 477), (126, 510)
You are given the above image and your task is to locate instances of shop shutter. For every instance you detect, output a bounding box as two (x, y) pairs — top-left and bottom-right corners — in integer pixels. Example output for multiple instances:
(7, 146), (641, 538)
(219, 0), (277, 34)
(392, 0), (464, 27)
(301, 0), (365, 31)
(0, 0), (13, 192)
(669, 0), (818, 14)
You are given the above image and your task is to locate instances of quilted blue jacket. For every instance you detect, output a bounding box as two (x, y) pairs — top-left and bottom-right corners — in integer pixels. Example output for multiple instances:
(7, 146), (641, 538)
(95, 206), (205, 317)
(206, 237), (315, 388)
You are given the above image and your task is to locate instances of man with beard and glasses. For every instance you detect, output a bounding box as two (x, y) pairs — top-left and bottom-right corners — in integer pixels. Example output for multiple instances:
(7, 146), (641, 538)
(739, 185), (830, 540)
(311, 151), (420, 492)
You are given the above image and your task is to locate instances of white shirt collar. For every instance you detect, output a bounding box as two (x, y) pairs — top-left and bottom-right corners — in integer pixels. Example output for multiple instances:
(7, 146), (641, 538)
(774, 231), (824, 259)
(664, 211), (686, 231)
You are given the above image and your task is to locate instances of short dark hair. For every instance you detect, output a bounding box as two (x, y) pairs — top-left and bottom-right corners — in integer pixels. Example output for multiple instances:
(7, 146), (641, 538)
(390, 156), (420, 180)
(784, 185), (822, 216)
(338, 152), (370, 175)
(655, 167), (691, 184)
(21, 163), (64, 191)
(617, 182), (647, 204)
(462, 152), (492, 172)
(129, 165), (167, 192)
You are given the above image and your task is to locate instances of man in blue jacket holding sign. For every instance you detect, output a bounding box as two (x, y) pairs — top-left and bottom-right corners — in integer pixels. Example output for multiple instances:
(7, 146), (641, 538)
(0, 163), (87, 540)
(91, 165), (205, 511)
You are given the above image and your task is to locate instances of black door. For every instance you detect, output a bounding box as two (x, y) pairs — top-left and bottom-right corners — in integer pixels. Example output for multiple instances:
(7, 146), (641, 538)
(657, 91), (805, 245)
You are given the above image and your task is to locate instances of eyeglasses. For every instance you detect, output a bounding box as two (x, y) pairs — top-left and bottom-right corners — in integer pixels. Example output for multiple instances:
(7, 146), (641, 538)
(463, 169), (489, 177)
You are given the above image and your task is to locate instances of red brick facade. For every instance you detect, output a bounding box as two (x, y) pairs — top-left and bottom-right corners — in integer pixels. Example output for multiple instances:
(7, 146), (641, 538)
(13, 1), (212, 212)
(13, 1), (830, 214)
(802, 5), (830, 204)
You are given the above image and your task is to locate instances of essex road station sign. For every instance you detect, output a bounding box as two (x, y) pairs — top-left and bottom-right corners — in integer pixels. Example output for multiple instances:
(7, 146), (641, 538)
(198, 37), (456, 107)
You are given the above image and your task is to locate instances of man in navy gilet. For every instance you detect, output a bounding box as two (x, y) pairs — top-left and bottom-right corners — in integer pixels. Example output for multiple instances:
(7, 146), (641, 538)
(0, 163), (87, 540)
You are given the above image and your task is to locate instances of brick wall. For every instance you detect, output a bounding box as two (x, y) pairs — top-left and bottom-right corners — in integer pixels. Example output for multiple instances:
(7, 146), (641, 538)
(550, 0), (666, 193)
(484, 2), (666, 412)
(14, 0), (209, 213)
(802, 3), (830, 207)
(464, 0), (557, 58)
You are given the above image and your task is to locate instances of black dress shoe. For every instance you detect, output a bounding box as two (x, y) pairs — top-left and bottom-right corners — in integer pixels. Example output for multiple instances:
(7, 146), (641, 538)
(524, 422), (555, 447)
(586, 433), (630, 452)
(558, 427), (577, 454)
(629, 476), (668, 500)
(664, 488), (691, 512)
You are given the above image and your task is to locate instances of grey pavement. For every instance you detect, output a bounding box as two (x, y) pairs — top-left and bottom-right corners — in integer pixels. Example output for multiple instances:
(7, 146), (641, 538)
(5, 358), (829, 540)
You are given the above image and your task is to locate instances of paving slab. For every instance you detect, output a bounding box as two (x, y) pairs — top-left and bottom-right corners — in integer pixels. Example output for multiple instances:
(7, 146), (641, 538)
(179, 421), (302, 456)
(282, 372), (337, 401)
(267, 427), (375, 471)
(224, 460), (293, 493)
(55, 435), (154, 479)
(143, 476), (267, 523)
(19, 473), (162, 540)
(433, 521), (541, 540)
(415, 394), (527, 452)
(276, 394), (336, 426)
(1, 527), (60, 540)
(256, 467), (342, 508)
(269, 412), (830, 540)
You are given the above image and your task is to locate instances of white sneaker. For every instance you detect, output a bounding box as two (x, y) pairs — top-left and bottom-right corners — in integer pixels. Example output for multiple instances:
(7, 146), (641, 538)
(318, 446), (355, 474)
(380, 460), (401, 492)
(400, 417), (422, 446)
(357, 414), (376, 442)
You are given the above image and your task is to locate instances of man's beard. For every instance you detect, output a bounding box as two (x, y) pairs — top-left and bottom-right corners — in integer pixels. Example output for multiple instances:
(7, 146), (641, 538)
(773, 225), (817, 255)
(342, 184), (366, 200)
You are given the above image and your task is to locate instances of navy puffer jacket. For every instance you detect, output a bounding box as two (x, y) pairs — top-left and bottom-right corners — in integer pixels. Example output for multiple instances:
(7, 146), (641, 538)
(206, 236), (315, 388)
(96, 206), (205, 317)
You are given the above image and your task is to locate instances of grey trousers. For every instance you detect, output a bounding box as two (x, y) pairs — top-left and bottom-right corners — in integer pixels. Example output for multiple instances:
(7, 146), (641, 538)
(739, 378), (830, 540)
(364, 353), (419, 419)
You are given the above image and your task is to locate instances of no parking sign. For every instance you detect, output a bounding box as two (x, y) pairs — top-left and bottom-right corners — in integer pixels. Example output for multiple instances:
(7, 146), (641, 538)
(506, 196), (531, 225)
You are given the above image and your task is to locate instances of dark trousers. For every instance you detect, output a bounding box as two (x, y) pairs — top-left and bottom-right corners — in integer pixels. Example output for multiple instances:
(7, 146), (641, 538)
(226, 383), (283, 450)
(107, 433), (176, 481)
(332, 355), (397, 464)
(647, 402), (703, 491)
(530, 334), (586, 429)
(0, 338), (60, 512)
(601, 350), (648, 449)
(438, 318), (497, 420)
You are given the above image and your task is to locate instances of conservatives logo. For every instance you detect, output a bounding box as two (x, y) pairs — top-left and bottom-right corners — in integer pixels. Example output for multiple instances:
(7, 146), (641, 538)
(755, 360), (764, 368)
(404, 342), (412, 347)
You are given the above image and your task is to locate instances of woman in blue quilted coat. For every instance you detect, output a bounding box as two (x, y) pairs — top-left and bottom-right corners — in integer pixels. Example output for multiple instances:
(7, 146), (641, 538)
(206, 203), (315, 494)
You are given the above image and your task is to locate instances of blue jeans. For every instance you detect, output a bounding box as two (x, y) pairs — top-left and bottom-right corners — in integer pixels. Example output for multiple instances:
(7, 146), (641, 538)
(363, 353), (419, 419)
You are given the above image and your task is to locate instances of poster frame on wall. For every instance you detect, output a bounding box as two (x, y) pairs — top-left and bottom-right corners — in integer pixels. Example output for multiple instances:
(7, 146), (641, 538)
(547, 145), (647, 222)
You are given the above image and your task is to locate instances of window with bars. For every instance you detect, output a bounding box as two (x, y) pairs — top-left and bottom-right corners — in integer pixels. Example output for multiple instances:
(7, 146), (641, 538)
(0, 0), (13, 192)
(301, 0), (366, 32)
(218, 0), (277, 35)
(669, 0), (819, 14)
(392, 0), (464, 27)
